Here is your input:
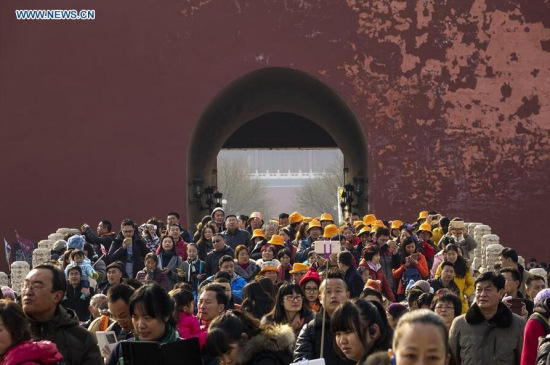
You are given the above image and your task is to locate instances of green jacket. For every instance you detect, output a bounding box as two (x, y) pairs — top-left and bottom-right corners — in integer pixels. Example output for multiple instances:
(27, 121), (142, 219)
(29, 305), (102, 365)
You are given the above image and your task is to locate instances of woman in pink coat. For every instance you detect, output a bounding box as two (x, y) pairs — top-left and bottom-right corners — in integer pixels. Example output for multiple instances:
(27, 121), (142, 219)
(0, 300), (63, 365)
(359, 244), (396, 302)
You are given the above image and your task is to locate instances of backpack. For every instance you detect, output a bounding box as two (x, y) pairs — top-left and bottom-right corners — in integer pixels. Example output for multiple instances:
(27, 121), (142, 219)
(402, 267), (421, 288)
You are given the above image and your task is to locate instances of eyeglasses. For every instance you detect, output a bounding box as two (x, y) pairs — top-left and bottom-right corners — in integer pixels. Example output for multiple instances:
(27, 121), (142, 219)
(284, 295), (303, 302)
(304, 287), (319, 293)
(122, 230), (134, 234)
(434, 305), (454, 312)
(22, 282), (49, 292)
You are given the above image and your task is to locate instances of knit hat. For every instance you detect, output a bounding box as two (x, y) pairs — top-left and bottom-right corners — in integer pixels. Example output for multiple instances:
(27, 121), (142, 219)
(535, 288), (550, 306)
(211, 207), (225, 220)
(365, 279), (382, 292)
(67, 235), (85, 251)
(412, 280), (432, 294)
(387, 303), (408, 319)
(53, 239), (67, 252)
(299, 271), (321, 286)
(1, 286), (15, 301)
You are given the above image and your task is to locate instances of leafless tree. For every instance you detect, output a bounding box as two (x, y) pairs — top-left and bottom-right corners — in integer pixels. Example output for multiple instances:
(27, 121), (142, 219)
(217, 157), (273, 218)
(295, 159), (344, 220)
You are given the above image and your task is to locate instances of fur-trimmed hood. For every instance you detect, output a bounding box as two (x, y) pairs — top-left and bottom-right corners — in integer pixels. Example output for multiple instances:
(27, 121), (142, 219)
(237, 324), (295, 364)
(465, 302), (513, 328)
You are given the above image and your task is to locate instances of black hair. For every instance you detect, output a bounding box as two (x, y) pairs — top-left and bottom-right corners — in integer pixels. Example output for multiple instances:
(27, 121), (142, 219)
(257, 277), (277, 301)
(69, 249), (84, 260)
(218, 255), (234, 268)
(130, 283), (175, 327)
(214, 277), (231, 285)
(238, 215), (248, 222)
(241, 282), (275, 319)
(34, 263), (66, 293)
(526, 274), (546, 286)
(0, 300), (31, 346)
(375, 227), (390, 238)
(266, 283), (311, 325)
(417, 293), (434, 308)
(214, 271), (231, 281)
(201, 283), (229, 306)
(167, 212), (180, 220)
(501, 247), (519, 263)
(225, 215), (237, 220)
(407, 288), (424, 308)
(171, 289), (194, 309)
(475, 271), (505, 291)
(120, 219), (135, 228)
(100, 220), (112, 232)
(159, 235), (177, 254)
(66, 264), (82, 276)
(499, 267), (521, 282)
(331, 299), (393, 361)
(206, 310), (262, 359)
(277, 248), (292, 260)
(431, 288), (462, 317)
(279, 213), (289, 219)
(337, 251), (353, 267)
(360, 287), (383, 303)
(444, 244), (467, 277)
(400, 237), (418, 264)
(440, 261), (455, 272)
(363, 244), (380, 262)
(107, 283), (135, 305)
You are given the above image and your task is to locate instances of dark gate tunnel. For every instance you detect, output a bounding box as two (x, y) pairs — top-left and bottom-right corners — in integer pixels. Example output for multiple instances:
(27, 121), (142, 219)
(186, 67), (368, 224)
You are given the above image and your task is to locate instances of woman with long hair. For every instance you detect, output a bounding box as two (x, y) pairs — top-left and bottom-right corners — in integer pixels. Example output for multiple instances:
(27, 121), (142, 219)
(277, 249), (292, 283)
(392, 237), (429, 299)
(0, 300), (63, 364)
(241, 282), (274, 320)
(107, 283), (181, 365)
(206, 310), (295, 365)
(391, 309), (457, 365)
(157, 235), (183, 290)
(196, 224), (216, 262)
(331, 298), (393, 364)
(262, 283), (313, 335)
(434, 244), (473, 313)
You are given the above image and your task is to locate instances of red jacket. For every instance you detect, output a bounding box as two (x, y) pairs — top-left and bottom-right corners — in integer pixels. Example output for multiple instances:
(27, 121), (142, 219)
(1, 340), (64, 365)
(359, 259), (396, 302)
(521, 316), (548, 365)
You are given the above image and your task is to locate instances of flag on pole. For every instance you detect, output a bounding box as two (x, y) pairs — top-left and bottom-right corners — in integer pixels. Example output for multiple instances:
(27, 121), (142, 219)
(3, 238), (11, 265)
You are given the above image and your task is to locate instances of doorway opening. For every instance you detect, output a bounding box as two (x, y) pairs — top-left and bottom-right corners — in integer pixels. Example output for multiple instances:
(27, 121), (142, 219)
(187, 67), (368, 226)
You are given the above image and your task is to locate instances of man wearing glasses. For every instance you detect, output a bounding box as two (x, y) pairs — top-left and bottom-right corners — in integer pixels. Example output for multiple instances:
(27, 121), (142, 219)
(23, 263), (102, 365)
(205, 234), (234, 276)
(106, 219), (148, 279)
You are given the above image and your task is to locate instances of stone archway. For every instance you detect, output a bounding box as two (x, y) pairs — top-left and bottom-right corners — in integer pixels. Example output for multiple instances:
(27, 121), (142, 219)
(186, 67), (368, 226)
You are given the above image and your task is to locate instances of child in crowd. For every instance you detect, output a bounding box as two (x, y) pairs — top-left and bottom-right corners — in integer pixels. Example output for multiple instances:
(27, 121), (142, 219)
(66, 249), (98, 300)
(172, 289), (200, 340)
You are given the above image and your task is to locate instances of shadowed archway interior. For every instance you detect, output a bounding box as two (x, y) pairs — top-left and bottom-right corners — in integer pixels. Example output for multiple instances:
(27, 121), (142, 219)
(187, 67), (368, 225)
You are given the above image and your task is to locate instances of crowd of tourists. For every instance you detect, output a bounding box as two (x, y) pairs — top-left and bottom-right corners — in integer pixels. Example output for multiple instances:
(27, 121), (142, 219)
(0, 209), (549, 365)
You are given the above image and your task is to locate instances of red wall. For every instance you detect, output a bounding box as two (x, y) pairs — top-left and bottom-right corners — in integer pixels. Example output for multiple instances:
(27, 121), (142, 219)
(1, 0), (549, 263)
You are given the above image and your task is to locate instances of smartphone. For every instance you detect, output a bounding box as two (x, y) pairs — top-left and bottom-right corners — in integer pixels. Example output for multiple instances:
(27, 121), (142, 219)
(508, 298), (524, 315)
(411, 253), (418, 260)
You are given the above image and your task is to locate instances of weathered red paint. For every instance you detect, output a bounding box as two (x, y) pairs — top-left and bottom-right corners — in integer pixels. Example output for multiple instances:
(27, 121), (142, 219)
(1, 0), (549, 269)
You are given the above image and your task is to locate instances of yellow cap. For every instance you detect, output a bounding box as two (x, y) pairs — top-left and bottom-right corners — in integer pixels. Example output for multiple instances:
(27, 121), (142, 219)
(363, 214), (377, 225)
(320, 213), (334, 222)
(289, 212), (304, 224)
(267, 234), (285, 246)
